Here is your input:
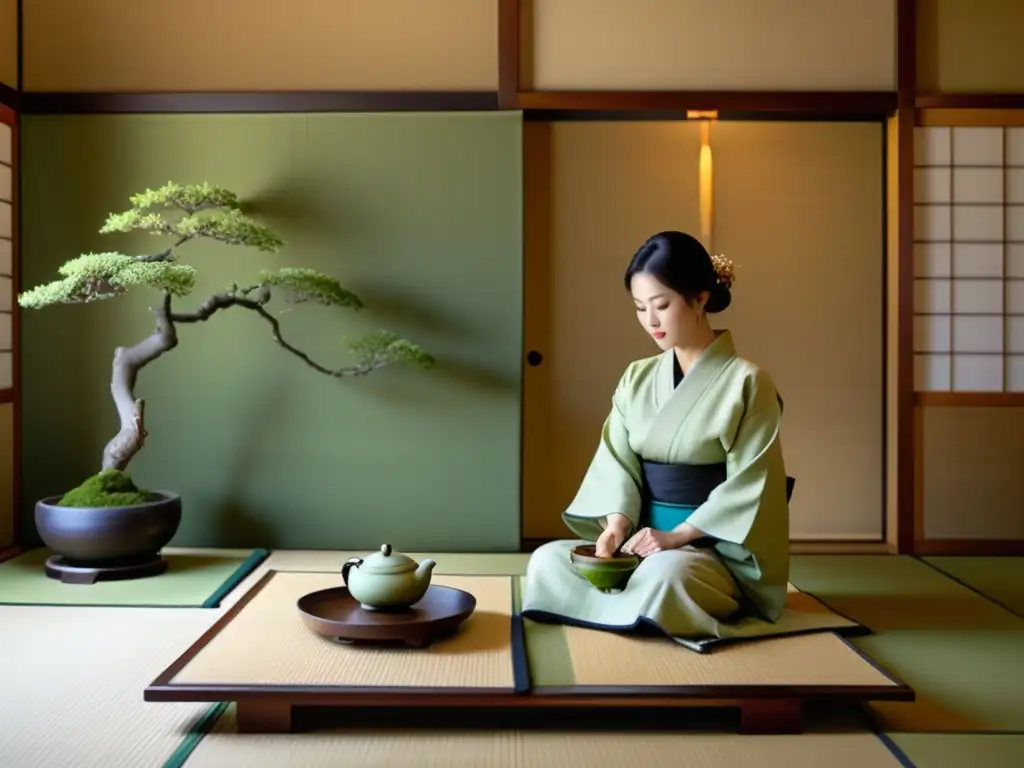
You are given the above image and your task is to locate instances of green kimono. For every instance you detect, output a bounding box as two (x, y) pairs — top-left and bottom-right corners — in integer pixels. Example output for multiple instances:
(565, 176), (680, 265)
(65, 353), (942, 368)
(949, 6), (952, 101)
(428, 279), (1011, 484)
(521, 330), (858, 651)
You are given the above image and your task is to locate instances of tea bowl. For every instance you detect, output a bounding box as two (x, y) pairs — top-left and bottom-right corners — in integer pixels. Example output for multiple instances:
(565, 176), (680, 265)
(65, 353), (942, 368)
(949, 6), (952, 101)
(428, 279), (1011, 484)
(569, 544), (640, 591)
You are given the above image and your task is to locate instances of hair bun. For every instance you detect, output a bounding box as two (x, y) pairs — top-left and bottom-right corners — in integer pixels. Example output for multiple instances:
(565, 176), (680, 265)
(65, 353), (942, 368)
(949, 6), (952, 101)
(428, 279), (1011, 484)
(704, 282), (731, 313)
(624, 232), (735, 314)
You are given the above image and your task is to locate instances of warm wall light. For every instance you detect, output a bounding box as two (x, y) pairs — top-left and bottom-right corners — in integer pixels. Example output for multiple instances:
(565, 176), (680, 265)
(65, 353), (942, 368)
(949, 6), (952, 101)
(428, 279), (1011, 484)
(696, 117), (715, 254)
(686, 111), (733, 282)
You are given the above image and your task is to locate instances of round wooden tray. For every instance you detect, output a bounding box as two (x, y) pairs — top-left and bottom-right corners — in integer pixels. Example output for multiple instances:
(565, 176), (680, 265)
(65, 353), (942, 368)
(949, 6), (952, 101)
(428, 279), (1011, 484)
(297, 584), (477, 648)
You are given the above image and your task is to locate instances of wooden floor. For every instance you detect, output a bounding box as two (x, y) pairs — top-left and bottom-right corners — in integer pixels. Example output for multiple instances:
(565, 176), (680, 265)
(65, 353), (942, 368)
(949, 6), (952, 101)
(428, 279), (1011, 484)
(0, 549), (1022, 767)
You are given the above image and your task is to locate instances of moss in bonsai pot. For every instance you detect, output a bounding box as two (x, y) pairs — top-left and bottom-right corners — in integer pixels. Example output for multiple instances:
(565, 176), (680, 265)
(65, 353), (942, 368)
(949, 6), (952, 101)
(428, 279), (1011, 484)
(57, 470), (161, 508)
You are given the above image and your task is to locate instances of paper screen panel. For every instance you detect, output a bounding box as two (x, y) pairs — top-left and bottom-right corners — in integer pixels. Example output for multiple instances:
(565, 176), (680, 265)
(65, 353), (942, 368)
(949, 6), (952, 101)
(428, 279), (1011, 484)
(913, 126), (1024, 392)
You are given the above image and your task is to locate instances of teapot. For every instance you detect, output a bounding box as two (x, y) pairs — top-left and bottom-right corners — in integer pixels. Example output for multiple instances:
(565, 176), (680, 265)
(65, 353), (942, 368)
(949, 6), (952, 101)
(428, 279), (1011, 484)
(341, 544), (437, 611)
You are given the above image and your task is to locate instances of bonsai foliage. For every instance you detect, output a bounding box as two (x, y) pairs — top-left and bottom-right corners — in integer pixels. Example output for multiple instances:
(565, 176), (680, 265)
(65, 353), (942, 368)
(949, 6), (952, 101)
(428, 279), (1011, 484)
(19, 182), (435, 494)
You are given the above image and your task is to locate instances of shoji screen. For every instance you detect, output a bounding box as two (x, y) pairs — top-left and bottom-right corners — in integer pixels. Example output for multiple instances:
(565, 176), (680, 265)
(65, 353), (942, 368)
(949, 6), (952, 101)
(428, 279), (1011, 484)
(913, 126), (1024, 392)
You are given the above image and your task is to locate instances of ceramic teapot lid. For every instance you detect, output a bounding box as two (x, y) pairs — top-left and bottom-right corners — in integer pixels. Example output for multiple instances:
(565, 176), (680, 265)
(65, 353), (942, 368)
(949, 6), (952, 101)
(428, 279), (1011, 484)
(359, 544), (416, 574)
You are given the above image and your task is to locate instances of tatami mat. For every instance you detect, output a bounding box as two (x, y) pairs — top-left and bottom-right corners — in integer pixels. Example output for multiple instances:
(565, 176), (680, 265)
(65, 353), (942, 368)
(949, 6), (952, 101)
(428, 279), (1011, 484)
(181, 704), (907, 768)
(790, 555), (1022, 630)
(888, 733), (1024, 767)
(0, 547), (268, 607)
(852, 629), (1024, 733)
(521, 579), (892, 689)
(560, 627), (896, 688)
(170, 572), (517, 689)
(790, 555), (1024, 733)
(0, 604), (218, 768)
(922, 556), (1024, 619)
(6, 549), (1020, 765)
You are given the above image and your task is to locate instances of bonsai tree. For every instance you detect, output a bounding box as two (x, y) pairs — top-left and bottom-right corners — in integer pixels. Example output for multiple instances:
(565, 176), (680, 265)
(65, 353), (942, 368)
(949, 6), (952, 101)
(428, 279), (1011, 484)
(19, 182), (435, 507)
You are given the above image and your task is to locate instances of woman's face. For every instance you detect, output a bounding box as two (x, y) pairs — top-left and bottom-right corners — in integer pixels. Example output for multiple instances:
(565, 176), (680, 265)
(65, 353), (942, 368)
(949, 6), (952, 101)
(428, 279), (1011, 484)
(630, 272), (706, 350)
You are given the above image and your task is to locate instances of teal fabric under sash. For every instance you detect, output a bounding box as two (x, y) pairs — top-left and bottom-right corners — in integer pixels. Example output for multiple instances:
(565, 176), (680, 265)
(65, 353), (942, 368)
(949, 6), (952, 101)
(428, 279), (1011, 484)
(637, 459), (726, 532)
(643, 498), (698, 532)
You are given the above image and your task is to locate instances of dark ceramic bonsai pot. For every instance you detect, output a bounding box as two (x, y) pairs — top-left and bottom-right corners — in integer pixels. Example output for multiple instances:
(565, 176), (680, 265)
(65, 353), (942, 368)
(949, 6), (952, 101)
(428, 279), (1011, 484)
(34, 491), (182, 565)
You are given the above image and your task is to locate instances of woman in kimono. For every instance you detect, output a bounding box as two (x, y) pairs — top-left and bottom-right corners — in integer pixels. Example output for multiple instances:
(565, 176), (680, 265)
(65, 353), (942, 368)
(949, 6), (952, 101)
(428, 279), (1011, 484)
(521, 231), (801, 651)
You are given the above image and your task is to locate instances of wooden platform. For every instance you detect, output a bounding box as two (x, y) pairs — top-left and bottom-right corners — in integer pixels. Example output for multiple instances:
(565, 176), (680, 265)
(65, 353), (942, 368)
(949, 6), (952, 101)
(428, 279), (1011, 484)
(144, 569), (914, 735)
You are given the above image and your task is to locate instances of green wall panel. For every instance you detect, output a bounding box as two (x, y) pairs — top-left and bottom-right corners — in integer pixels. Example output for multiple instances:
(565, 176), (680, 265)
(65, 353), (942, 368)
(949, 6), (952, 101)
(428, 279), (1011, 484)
(20, 112), (523, 551)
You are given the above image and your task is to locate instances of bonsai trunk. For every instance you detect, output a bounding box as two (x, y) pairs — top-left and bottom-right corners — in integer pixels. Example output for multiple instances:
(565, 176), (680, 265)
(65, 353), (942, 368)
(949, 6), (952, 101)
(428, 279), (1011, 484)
(101, 293), (178, 472)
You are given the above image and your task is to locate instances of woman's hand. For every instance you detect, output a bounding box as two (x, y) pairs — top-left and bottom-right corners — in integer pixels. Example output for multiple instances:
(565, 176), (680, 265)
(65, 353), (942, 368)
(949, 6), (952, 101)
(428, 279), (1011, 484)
(595, 514), (632, 558)
(620, 527), (686, 558)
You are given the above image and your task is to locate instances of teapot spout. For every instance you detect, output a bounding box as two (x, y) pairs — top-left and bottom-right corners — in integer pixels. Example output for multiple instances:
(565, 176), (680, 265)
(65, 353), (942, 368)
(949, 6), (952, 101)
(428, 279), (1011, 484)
(415, 558), (437, 586)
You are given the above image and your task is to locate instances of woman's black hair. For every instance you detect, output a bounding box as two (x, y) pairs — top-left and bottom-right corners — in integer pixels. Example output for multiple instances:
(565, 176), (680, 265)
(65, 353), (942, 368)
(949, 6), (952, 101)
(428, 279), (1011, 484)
(623, 231), (731, 313)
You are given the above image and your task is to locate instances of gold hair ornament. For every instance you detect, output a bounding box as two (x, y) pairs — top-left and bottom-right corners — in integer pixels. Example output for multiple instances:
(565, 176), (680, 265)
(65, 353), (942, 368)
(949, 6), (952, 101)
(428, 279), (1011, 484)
(710, 253), (736, 289)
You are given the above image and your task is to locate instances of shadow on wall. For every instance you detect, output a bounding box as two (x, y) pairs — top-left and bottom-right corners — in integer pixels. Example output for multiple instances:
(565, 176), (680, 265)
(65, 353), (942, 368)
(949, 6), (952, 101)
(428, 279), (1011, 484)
(243, 182), (369, 241)
(248, 178), (518, 400)
(358, 284), (517, 398)
(209, 370), (288, 550)
(205, 305), (514, 551)
(206, 177), (517, 547)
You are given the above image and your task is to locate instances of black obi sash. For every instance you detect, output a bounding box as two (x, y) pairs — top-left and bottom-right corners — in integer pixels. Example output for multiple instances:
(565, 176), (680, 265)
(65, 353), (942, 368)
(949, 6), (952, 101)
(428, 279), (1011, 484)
(641, 460), (727, 507)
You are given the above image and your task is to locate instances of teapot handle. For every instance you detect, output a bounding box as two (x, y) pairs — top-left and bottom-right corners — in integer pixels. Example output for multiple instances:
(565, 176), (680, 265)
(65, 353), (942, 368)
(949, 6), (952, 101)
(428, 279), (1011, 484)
(341, 557), (363, 588)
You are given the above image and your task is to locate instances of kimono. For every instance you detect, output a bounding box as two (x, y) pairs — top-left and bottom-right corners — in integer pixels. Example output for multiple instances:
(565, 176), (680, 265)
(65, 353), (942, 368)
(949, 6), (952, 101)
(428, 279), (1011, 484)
(521, 330), (854, 651)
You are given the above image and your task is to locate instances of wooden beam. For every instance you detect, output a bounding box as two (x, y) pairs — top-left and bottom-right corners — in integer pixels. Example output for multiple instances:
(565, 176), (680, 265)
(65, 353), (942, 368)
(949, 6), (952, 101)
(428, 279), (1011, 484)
(915, 93), (1024, 109)
(514, 90), (897, 119)
(913, 539), (1024, 556)
(789, 541), (896, 555)
(0, 84), (18, 109)
(12, 89), (903, 120)
(497, 0), (521, 109)
(19, 91), (500, 115)
(522, 109), (888, 123)
(917, 392), (1024, 407)
(917, 108), (1024, 127)
(0, 103), (20, 552)
(896, 0), (918, 555)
